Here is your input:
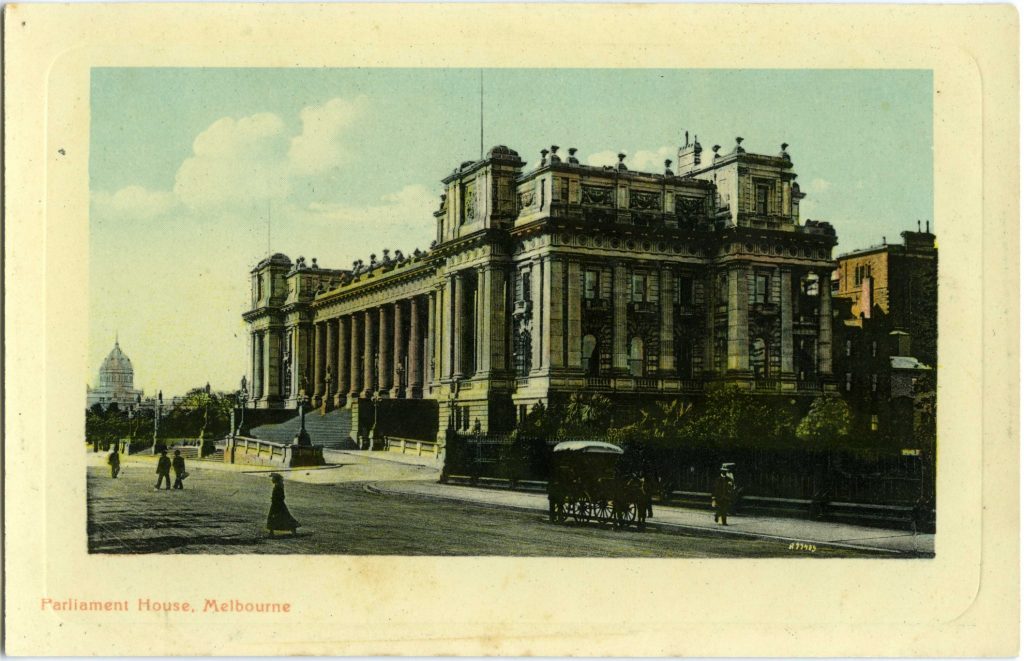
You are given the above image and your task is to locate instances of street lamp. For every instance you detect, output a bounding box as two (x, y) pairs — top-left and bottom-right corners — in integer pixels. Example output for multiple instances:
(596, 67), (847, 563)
(294, 387), (311, 446)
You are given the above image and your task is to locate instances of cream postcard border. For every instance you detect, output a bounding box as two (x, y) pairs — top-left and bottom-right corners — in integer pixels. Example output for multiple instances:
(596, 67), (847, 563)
(4, 4), (1019, 656)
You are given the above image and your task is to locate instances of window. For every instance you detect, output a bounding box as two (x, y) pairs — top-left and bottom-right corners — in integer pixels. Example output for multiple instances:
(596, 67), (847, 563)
(845, 339), (852, 357)
(584, 270), (599, 300)
(628, 337), (645, 377)
(676, 275), (694, 305)
(845, 373), (853, 392)
(750, 337), (767, 379)
(871, 374), (878, 392)
(520, 271), (532, 301)
(718, 273), (729, 304)
(755, 274), (770, 304)
(582, 334), (599, 376)
(755, 184), (769, 215)
(870, 414), (879, 432)
(871, 341), (878, 357)
(631, 273), (647, 303)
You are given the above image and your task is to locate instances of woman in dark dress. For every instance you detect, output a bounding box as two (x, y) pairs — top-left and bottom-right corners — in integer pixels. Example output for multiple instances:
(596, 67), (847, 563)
(266, 473), (299, 537)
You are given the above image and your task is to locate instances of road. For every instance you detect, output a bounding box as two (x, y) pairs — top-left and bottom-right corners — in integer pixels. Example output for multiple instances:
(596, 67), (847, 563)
(87, 461), (878, 557)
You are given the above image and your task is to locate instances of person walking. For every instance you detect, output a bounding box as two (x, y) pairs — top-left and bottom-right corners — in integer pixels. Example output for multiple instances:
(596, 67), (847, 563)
(711, 465), (736, 526)
(107, 447), (120, 479)
(266, 473), (300, 537)
(154, 449), (171, 490)
(171, 449), (187, 490)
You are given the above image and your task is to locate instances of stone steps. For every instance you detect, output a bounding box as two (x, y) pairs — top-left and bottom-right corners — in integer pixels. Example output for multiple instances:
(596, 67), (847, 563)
(249, 408), (354, 449)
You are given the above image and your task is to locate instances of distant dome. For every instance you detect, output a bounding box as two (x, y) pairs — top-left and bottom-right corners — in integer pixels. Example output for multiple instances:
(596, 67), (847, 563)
(98, 340), (134, 391)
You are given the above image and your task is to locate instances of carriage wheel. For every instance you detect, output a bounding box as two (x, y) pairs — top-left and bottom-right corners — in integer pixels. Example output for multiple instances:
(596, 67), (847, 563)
(594, 500), (613, 524)
(619, 502), (638, 523)
(572, 500), (590, 523)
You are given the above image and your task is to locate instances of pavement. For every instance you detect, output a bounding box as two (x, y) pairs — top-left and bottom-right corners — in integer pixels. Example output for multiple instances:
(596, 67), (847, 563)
(95, 449), (934, 556)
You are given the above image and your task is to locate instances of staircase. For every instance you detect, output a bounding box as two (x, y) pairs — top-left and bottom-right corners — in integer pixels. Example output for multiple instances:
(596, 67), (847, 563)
(249, 408), (355, 449)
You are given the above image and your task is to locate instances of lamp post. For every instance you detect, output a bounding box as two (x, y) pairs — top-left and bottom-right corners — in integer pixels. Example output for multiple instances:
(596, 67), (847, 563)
(152, 390), (162, 454)
(294, 388), (311, 446)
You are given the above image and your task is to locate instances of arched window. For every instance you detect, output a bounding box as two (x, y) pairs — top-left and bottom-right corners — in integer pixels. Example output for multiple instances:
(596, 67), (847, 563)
(628, 337), (645, 377)
(581, 334), (599, 376)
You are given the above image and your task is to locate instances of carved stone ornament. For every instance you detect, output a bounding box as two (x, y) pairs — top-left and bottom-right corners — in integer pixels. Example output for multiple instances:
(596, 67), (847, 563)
(463, 181), (476, 221)
(581, 185), (614, 207)
(630, 190), (662, 211)
(519, 188), (535, 209)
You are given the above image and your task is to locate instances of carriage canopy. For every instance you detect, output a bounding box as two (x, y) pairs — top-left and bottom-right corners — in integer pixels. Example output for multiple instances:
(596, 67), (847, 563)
(551, 440), (624, 455)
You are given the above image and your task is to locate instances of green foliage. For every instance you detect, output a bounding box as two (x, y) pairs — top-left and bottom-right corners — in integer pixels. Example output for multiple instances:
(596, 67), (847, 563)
(796, 395), (853, 445)
(160, 387), (236, 440)
(681, 385), (798, 449)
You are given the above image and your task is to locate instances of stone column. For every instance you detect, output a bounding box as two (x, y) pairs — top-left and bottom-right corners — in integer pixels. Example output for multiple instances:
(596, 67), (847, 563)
(336, 316), (350, 406)
(530, 260), (544, 372)
(407, 296), (423, 398)
(427, 290), (438, 386)
(293, 323), (311, 399)
(363, 309), (376, 397)
(325, 319), (337, 403)
(378, 305), (392, 394)
(547, 258), (565, 368)
(249, 331), (258, 404)
(727, 266), (751, 372)
(612, 262), (629, 373)
(264, 329), (282, 403)
(779, 269), (795, 375)
(482, 266), (508, 374)
(253, 331), (264, 401)
(659, 266), (675, 374)
(475, 267), (485, 375)
(453, 273), (465, 380)
(312, 322), (325, 405)
(818, 269), (833, 375)
(566, 261), (582, 369)
(391, 300), (405, 397)
(349, 314), (362, 399)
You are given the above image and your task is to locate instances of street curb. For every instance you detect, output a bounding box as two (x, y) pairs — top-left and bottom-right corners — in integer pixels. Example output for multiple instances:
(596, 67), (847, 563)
(363, 483), (913, 556)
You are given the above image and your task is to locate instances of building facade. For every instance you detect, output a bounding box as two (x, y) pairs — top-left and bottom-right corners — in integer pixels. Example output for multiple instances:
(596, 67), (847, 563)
(86, 339), (144, 411)
(243, 135), (839, 440)
(832, 226), (937, 443)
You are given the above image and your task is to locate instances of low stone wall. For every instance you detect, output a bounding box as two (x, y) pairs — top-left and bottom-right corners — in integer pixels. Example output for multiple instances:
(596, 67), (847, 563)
(225, 436), (324, 468)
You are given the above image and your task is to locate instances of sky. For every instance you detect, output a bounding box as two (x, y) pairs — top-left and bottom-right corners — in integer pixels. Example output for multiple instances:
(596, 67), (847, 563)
(89, 68), (933, 396)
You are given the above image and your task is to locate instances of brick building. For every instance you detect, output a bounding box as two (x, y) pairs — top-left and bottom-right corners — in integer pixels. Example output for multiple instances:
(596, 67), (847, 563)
(832, 226), (937, 444)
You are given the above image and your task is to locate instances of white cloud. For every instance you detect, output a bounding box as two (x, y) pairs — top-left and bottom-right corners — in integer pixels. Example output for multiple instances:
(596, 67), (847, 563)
(288, 96), (367, 176)
(174, 113), (291, 210)
(92, 185), (177, 220)
(293, 184), (437, 259)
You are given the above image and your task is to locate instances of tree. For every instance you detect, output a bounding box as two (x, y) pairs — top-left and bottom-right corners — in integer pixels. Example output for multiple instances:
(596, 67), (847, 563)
(796, 395), (853, 445)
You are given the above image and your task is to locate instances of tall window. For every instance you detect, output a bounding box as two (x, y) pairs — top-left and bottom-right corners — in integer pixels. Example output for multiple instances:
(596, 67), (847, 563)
(845, 373), (853, 392)
(584, 269), (599, 300)
(750, 337), (767, 379)
(845, 339), (852, 357)
(628, 337), (645, 376)
(675, 275), (694, 305)
(755, 184), (770, 215)
(676, 340), (693, 379)
(520, 271), (532, 301)
(631, 273), (647, 303)
(582, 334), (599, 376)
(754, 274), (770, 304)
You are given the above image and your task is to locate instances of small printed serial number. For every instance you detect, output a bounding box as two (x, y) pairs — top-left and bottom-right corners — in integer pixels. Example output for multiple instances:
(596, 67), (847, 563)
(788, 542), (817, 552)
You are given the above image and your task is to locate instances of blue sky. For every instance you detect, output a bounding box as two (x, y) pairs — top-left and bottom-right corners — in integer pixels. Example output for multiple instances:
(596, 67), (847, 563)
(89, 68), (933, 395)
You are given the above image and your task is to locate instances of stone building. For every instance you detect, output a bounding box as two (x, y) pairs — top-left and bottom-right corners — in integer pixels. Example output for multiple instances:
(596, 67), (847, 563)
(243, 134), (839, 441)
(832, 226), (937, 443)
(86, 339), (143, 411)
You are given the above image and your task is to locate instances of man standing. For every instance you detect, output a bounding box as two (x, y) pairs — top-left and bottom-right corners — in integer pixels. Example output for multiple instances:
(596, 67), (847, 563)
(172, 449), (187, 490)
(155, 449), (171, 490)
(107, 446), (120, 479)
(712, 465), (736, 526)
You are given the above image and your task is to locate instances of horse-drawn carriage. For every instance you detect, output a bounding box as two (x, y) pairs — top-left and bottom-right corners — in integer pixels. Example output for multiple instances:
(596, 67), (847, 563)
(547, 440), (649, 530)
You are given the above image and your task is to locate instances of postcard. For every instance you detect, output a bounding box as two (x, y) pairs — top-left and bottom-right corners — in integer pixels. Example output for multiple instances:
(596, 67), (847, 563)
(4, 3), (1018, 656)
